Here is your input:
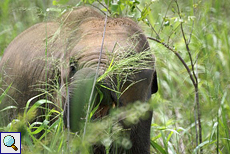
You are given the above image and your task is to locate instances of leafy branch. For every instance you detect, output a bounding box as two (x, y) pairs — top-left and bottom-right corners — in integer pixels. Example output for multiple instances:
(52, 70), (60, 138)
(147, 0), (202, 153)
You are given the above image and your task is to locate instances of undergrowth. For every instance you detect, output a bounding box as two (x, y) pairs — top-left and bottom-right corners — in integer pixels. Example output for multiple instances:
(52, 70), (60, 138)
(0, 0), (229, 154)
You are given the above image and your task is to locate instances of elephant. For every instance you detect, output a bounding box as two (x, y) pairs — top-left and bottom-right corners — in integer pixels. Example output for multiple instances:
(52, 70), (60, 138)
(0, 6), (158, 153)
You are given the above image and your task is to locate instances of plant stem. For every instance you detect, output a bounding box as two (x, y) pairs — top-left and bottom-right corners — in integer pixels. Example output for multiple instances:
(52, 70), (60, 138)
(147, 36), (202, 153)
(147, 37), (196, 87)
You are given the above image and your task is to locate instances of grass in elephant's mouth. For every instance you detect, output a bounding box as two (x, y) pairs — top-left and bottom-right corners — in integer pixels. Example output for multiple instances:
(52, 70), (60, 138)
(93, 102), (116, 119)
(100, 48), (155, 80)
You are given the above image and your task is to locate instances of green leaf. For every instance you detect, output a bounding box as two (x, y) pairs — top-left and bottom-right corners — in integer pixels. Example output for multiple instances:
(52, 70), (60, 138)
(111, 3), (119, 13)
(161, 130), (168, 152)
(151, 140), (167, 154)
(24, 99), (54, 118)
(82, 0), (96, 4)
(0, 83), (12, 103)
(53, 0), (70, 5)
(166, 131), (174, 143)
(127, 0), (140, 12)
(192, 140), (214, 154)
(104, 0), (109, 6)
(30, 124), (45, 135)
(138, 6), (151, 22)
(0, 106), (17, 112)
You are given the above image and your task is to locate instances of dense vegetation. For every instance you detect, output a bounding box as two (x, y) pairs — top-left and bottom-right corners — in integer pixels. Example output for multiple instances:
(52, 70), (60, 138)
(0, 0), (229, 153)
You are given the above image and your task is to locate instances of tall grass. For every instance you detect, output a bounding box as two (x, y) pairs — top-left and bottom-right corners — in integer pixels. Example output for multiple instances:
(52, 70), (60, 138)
(147, 0), (230, 153)
(0, 0), (229, 153)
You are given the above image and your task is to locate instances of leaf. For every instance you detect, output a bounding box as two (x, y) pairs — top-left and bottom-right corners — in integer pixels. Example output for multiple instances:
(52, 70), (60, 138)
(111, 3), (119, 13)
(127, 0), (140, 12)
(0, 83), (12, 103)
(0, 106), (17, 112)
(23, 98), (55, 122)
(163, 17), (170, 26)
(150, 140), (167, 154)
(104, 0), (109, 6)
(166, 131), (174, 143)
(30, 124), (45, 135)
(53, 0), (70, 5)
(163, 20), (170, 26)
(209, 122), (218, 142)
(161, 130), (168, 152)
(138, 6), (151, 22)
(192, 140), (214, 154)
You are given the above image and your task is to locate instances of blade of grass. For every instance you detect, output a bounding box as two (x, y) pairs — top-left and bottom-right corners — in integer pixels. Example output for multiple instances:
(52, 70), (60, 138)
(151, 140), (167, 154)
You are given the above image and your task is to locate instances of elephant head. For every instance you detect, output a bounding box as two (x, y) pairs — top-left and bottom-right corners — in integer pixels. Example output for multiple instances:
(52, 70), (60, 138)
(0, 6), (158, 154)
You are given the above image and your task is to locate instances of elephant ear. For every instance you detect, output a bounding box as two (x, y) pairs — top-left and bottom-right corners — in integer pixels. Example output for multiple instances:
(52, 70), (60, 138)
(151, 71), (158, 94)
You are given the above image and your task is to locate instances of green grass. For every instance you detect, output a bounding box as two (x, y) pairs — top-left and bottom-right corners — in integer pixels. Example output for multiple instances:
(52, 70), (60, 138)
(0, 0), (229, 153)
(147, 0), (230, 153)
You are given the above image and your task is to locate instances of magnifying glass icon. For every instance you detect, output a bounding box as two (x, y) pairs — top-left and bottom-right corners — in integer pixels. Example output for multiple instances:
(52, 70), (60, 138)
(3, 135), (18, 151)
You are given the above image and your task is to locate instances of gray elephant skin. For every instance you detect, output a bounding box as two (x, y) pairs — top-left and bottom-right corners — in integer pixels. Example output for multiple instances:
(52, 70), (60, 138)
(0, 7), (158, 154)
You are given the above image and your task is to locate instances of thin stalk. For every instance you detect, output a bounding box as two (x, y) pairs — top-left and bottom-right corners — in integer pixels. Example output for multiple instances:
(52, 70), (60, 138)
(193, 101), (198, 150)
(66, 90), (70, 153)
(217, 112), (219, 154)
(158, 0), (173, 35)
(136, 6), (160, 39)
(174, 1), (202, 153)
(96, 0), (111, 14)
(44, 11), (49, 147)
(148, 36), (201, 152)
(82, 8), (108, 140)
(174, 0), (197, 81)
(147, 37), (196, 87)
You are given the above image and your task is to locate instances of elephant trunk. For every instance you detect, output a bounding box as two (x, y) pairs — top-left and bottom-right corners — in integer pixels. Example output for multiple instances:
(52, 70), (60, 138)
(63, 67), (113, 132)
(63, 68), (95, 131)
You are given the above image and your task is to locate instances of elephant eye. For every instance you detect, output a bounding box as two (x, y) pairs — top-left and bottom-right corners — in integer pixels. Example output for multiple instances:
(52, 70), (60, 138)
(69, 63), (77, 77)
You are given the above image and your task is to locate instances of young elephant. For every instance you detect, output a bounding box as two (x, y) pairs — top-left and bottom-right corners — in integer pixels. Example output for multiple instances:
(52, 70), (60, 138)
(0, 6), (158, 153)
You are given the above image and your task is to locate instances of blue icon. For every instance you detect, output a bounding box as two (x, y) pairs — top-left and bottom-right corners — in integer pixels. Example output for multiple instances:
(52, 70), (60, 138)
(3, 135), (18, 151)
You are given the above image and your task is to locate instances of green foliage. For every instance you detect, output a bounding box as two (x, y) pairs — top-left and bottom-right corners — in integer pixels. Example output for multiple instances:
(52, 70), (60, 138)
(0, 84), (11, 104)
(53, 0), (70, 5)
(145, 0), (230, 153)
(1, 97), (151, 153)
(0, 0), (230, 153)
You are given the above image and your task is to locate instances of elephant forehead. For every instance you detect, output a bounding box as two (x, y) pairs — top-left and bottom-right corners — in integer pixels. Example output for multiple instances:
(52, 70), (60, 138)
(69, 33), (136, 68)
(74, 32), (131, 51)
(74, 18), (149, 52)
(79, 17), (140, 33)
(67, 17), (150, 68)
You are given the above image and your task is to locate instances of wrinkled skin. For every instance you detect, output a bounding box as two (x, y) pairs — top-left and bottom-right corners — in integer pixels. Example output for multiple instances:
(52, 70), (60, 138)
(0, 7), (158, 154)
